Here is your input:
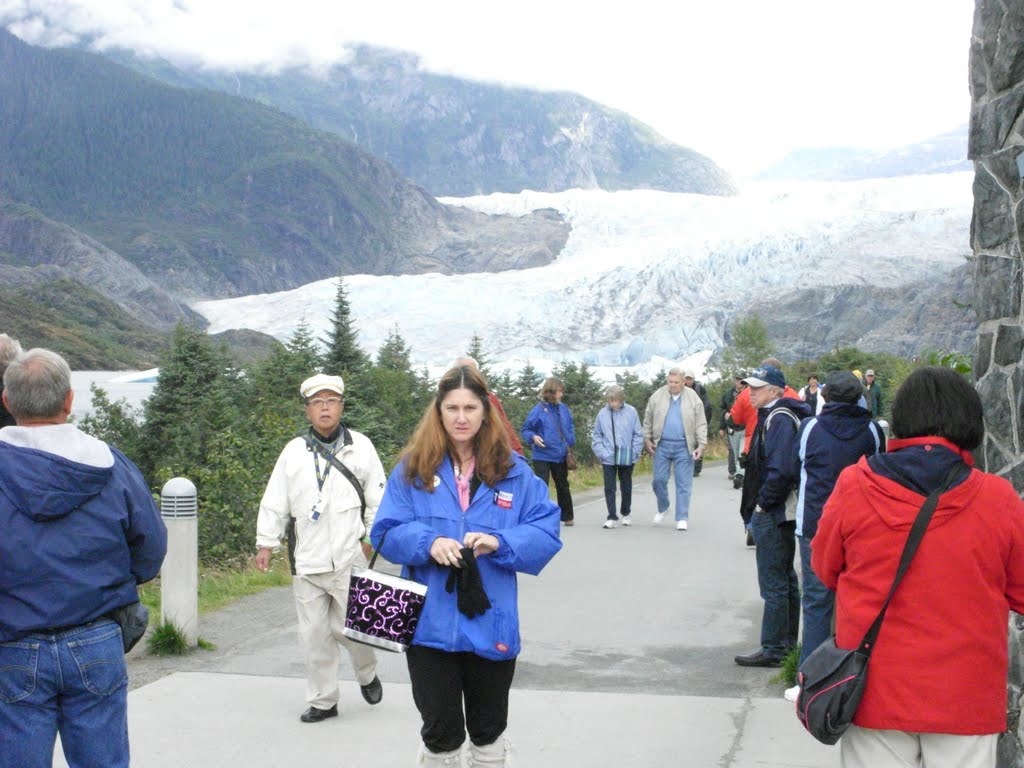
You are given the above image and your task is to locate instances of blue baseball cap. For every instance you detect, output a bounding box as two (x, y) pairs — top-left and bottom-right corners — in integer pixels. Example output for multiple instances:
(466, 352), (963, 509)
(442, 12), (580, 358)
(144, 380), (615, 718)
(742, 365), (786, 389)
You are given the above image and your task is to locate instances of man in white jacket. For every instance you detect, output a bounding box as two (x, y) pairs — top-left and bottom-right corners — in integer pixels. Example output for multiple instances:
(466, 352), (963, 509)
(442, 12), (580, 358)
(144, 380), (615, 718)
(255, 373), (387, 723)
(642, 368), (708, 531)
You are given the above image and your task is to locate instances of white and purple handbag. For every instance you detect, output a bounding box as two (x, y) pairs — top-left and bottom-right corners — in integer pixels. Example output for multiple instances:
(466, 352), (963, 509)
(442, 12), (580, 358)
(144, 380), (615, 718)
(344, 531), (427, 653)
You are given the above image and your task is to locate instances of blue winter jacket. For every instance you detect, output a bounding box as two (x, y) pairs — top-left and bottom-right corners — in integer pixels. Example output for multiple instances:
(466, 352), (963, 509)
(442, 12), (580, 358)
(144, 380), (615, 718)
(371, 454), (561, 660)
(0, 427), (167, 642)
(740, 397), (812, 526)
(591, 404), (644, 466)
(794, 402), (885, 539)
(521, 401), (575, 463)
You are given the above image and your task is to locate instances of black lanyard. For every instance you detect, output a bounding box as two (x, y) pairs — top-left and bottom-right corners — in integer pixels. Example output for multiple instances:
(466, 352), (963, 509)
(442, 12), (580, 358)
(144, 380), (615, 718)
(313, 442), (339, 492)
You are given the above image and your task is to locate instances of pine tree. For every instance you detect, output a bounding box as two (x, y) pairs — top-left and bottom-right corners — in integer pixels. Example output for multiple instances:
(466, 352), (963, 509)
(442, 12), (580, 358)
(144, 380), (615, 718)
(721, 313), (773, 376)
(465, 332), (493, 382)
(321, 277), (369, 378)
(377, 325), (412, 372)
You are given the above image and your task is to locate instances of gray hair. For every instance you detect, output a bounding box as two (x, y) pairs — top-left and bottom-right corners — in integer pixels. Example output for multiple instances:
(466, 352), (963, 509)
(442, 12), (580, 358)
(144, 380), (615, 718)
(604, 385), (625, 403)
(667, 367), (685, 378)
(0, 334), (23, 379)
(3, 348), (72, 420)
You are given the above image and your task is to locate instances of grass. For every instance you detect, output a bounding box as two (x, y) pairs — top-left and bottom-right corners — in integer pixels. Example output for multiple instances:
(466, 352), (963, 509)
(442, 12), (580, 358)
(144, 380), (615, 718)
(138, 555), (292, 617)
(772, 645), (802, 687)
(145, 619), (191, 656)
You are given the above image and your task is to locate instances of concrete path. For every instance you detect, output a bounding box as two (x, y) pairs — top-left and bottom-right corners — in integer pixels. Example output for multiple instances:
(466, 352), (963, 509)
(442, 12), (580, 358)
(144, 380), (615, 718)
(59, 461), (838, 767)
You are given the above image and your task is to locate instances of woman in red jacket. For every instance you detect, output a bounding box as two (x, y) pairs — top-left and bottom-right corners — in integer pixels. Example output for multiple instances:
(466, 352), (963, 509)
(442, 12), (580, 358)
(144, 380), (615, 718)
(812, 366), (1024, 768)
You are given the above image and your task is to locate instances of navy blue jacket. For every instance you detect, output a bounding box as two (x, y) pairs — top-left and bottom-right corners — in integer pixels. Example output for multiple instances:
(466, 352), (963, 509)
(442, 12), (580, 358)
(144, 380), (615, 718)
(740, 397), (811, 525)
(0, 426), (167, 641)
(794, 402), (886, 539)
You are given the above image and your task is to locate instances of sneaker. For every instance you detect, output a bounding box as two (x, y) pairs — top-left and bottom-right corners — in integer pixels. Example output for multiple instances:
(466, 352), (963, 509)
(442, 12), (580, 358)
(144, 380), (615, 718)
(620, 516), (632, 527)
(602, 519), (618, 529)
(653, 512), (666, 525)
(563, 519), (574, 526)
(676, 520), (688, 531)
(784, 685), (800, 702)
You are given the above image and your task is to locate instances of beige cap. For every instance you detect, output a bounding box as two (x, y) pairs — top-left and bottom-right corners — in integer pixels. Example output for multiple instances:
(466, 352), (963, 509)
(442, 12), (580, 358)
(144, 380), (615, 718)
(300, 373), (345, 398)
(865, 369), (875, 377)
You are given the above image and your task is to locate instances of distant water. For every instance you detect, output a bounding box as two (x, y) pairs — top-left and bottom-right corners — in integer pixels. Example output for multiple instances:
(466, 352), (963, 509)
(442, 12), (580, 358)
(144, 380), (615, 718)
(70, 371), (157, 421)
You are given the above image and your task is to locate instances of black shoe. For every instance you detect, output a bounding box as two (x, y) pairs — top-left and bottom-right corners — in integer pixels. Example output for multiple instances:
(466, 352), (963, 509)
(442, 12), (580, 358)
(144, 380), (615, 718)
(734, 650), (783, 668)
(360, 675), (383, 705)
(300, 704), (338, 723)
(733, 474), (744, 489)
(745, 528), (755, 547)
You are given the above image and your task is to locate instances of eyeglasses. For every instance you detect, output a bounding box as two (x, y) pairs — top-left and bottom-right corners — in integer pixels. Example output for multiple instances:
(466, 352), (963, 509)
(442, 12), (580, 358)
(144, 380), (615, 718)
(306, 397), (342, 408)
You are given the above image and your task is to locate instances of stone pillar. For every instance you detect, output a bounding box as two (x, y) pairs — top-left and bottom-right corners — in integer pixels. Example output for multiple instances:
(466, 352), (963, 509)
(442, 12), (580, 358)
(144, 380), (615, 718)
(970, 1), (1024, 764)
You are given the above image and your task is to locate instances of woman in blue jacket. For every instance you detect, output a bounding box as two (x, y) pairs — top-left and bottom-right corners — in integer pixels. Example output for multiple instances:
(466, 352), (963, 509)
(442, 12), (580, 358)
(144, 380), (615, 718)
(591, 385), (645, 528)
(371, 365), (562, 768)
(520, 376), (576, 525)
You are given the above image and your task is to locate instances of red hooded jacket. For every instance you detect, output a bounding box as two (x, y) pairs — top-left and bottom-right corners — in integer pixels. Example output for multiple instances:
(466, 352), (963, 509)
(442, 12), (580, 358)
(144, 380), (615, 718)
(812, 442), (1024, 734)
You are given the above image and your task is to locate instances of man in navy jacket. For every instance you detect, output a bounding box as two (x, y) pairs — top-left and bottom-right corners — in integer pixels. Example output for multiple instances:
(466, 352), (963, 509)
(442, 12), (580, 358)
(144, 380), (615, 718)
(0, 348), (166, 768)
(786, 370), (885, 698)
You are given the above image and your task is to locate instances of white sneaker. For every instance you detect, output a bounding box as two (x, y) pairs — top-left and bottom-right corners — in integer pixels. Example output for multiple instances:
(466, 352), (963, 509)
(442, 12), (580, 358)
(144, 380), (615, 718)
(620, 516), (632, 527)
(602, 519), (618, 529)
(653, 512), (666, 525)
(676, 520), (688, 531)
(784, 684), (800, 702)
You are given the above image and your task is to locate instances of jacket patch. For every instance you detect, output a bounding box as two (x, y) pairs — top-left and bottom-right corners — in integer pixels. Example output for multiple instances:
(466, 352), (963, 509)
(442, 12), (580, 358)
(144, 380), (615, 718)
(495, 642), (509, 654)
(494, 491), (513, 509)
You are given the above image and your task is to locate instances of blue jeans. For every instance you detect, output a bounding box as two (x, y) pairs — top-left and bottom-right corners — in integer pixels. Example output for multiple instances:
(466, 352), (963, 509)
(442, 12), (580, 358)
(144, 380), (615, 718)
(751, 514), (800, 659)
(652, 439), (694, 522)
(0, 620), (129, 768)
(798, 534), (834, 667)
(602, 464), (634, 519)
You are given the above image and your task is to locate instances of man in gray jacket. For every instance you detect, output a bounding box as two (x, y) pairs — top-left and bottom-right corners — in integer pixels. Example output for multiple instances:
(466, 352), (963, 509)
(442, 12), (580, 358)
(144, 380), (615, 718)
(642, 368), (708, 530)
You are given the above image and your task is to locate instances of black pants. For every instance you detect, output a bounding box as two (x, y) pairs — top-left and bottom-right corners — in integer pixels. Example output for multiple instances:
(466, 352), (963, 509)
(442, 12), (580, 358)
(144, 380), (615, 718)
(406, 646), (517, 753)
(532, 460), (574, 521)
(602, 464), (634, 519)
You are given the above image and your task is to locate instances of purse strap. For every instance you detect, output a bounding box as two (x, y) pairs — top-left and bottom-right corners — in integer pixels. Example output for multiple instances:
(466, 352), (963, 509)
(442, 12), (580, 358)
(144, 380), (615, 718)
(857, 462), (970, 655)
(366, 528), (387, 569)
(549, 403), (570, 452)
(303, 433), (367, 523)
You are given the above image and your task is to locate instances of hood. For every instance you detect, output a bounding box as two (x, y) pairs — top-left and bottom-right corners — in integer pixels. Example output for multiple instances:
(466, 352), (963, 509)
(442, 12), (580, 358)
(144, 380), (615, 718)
(0, 425), (113, 522)
(816, 402), (874, 440)
(854, 450), (978, 532)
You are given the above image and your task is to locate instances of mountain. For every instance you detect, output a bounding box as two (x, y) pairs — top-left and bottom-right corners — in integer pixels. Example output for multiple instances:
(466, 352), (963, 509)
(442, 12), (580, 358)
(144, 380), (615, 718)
(194, 174), (976, 369)
(754, 125), (971, 181)
(0, 30), (570, 301)
(101, 44), (736, 198)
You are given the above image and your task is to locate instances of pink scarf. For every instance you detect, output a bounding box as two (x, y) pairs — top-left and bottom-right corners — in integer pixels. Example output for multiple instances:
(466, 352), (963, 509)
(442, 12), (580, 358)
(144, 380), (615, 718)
(455, 456), (476, 512)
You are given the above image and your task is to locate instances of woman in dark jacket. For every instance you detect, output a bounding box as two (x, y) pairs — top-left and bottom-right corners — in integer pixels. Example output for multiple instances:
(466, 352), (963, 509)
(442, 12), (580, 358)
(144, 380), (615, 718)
(521, 377), (576, 526)
(812, 366), (1024, 768)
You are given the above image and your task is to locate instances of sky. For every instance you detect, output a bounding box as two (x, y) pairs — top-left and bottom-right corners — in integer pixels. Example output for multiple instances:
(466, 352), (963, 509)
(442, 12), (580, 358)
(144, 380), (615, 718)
(0, 0), (976, 177)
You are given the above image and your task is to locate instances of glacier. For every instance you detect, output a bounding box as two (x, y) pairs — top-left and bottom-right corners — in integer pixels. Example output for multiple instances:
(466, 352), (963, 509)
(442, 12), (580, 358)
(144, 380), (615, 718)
(193, 172), (973, 377)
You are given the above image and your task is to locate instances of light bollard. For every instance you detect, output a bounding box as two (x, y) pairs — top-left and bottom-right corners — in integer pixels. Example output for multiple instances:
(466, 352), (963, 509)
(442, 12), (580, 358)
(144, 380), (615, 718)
(160, 477), (199, 646)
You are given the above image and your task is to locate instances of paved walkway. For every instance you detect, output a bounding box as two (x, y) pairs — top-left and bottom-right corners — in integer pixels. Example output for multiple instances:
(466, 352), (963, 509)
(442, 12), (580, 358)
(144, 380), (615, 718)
(60, 462), (838, 767)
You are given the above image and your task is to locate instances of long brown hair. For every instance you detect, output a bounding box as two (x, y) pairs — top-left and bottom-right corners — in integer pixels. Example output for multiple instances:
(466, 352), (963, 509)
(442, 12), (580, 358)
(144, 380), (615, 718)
(400, 366), (513, 490)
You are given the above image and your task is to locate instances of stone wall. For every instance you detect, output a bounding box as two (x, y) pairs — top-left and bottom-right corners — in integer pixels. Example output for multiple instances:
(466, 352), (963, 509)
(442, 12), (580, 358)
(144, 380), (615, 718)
(970, 1), (1024, 765)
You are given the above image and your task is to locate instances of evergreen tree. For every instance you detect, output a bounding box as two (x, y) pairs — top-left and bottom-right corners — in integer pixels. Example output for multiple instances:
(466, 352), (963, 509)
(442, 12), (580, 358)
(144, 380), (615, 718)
(721, 313), (773, 376)
(321, 277), (369, 378)
(136, 323), (240, 479)
(465, 332), (494, 382)
(513, 361), (544, 401)
(552, 360), (604, 464)
(377, 325), (413, 372)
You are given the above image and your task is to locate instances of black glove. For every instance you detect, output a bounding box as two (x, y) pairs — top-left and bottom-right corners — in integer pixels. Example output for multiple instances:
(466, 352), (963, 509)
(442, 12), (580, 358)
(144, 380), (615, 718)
(444, 547), (492, 619)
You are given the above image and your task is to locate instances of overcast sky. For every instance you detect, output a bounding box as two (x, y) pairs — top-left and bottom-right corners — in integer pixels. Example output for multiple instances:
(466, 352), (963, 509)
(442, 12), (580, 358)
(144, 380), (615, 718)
(1, 0), (976, 177)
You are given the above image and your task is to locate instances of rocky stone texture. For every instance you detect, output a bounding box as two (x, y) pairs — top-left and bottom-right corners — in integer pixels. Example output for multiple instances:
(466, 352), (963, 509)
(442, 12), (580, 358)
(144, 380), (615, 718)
(970, 2), (1024, 763)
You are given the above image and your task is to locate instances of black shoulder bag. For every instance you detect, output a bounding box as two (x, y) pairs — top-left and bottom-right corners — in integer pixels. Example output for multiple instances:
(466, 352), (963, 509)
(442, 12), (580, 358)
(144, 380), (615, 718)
(795, 462), (970, 745)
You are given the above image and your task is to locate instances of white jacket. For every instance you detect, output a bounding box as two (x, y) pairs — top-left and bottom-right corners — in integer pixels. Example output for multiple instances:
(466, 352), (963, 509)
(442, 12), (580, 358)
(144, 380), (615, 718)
(256, 428), (386, 576)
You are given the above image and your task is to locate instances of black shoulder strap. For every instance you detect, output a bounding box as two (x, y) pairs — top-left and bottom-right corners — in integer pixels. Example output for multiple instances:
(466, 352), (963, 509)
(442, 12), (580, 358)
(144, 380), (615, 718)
(858, 462), (971, 655)
(303, 434), (367, 523)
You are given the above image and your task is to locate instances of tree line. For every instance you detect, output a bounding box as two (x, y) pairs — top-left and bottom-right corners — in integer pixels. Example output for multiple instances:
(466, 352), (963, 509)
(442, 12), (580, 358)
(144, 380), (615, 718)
(80, 281), (960, 563)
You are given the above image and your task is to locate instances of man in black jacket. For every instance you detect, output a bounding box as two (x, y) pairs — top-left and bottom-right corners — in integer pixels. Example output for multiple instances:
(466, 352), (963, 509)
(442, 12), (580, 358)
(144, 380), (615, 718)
(684, 371), (712, 477)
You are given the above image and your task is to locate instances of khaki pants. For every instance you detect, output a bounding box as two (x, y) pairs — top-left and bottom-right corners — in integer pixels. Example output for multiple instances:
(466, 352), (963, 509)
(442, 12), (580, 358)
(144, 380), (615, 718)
(293, 569), (377, 709)
(840, 725), (997, 768)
